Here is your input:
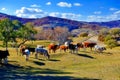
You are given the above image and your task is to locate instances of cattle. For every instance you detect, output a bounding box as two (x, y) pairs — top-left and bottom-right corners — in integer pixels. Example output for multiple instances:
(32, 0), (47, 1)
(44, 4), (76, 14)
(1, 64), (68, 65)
(59, 45), (68, 52)
(94, 45), (106, 53)
(0, 50), (10, 64)
(24, 49), (30, 61)
(20, 45), (36, 55)
(19, 45), (26, 55)
(35, 47), (50, 60)
(82, 41), (97, 51)
(68, 43), (78, 54)
(20, 45), (31, 61)
(27, 47), (35, 54)
(76, 43), (84, 50)
(48, 43), (60, 53)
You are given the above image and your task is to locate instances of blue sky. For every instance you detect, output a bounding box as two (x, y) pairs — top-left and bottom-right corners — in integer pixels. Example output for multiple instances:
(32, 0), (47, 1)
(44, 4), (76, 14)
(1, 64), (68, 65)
(0, 0), (120, 22)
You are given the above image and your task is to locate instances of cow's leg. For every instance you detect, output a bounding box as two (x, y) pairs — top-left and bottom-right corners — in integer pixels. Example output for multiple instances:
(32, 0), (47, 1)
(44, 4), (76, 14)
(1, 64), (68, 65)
(53, 50), (56, 53)
(48, 49), (51, 53)
(26, 54), (29, 61)
(3, 58), (8, 64)
(64, 49), (66, 52)
(35, 53), (38, 59)
(24, 55), (28, 61)
(0, 59), (2, 64)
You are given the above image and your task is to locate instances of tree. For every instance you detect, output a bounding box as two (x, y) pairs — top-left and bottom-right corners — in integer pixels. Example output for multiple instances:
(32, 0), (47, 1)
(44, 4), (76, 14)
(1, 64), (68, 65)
(0, 18), (15, 50)
(17, 22), (37, 47)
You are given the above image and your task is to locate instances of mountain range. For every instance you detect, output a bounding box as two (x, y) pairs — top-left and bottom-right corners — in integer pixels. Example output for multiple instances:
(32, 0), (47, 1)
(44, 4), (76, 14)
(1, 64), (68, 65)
(0, 12), (120, 31)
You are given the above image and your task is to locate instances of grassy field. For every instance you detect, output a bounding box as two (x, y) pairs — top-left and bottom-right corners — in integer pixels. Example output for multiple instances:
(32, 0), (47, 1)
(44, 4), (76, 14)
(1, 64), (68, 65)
(0, 40), (120, 80)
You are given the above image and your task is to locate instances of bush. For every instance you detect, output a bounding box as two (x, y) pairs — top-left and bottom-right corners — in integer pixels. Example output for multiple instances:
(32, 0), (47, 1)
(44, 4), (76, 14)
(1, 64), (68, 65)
(79, 32), (88, 37)
(105, 39), (118, 49)
(104, 35), (118, 49)
(98, 34), (105, 42)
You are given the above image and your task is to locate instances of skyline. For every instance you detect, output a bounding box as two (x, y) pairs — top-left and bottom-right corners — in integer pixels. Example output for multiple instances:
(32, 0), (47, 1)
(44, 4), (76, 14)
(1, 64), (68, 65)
(0, 0), (120, 22)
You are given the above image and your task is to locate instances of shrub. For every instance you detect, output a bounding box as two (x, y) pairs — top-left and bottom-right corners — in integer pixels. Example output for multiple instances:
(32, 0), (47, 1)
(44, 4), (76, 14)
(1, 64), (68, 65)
(79, 32), (88, 37)
(105, 39), (118, 49)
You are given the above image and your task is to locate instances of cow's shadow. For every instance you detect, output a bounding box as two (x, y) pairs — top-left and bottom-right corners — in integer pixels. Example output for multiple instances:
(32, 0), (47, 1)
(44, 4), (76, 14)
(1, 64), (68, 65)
(75, 53), (95, 59)
(49, 59), (60, 62)
(33, 61), (45, 66)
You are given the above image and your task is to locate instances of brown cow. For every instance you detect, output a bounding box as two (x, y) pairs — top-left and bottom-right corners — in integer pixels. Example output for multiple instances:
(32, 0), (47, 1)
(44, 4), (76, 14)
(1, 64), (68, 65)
(48, 43), (60, 53)
(82, 41), (96, 51)
(59, 45), (68, 52)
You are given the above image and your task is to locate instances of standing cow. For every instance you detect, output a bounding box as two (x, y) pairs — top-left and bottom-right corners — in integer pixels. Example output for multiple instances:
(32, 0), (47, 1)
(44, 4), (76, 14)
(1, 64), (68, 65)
(0, 50), (10, 64)
(35, 46), (50, 60)
(48, 43), (60, 53)
(82, 41), (97, 51)
(94, 45), (106, 53)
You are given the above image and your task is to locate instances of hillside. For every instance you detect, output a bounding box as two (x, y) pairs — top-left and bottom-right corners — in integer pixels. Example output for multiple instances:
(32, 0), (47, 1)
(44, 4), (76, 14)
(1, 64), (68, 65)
(0, 12), (35, 24)
(0, 12), (120, 31)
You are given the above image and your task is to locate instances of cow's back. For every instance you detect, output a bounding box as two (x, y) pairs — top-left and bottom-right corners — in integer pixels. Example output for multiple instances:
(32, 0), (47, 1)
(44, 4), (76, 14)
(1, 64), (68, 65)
(0, 50), (10, 59)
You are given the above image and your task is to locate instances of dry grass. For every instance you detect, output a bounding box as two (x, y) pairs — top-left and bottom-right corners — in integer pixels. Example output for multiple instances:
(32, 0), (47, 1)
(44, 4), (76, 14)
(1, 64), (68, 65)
(0, 40), (120, 80)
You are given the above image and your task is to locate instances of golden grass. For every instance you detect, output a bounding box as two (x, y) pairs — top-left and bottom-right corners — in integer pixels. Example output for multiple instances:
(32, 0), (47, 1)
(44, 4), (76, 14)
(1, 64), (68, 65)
(0, 40), (120, 80)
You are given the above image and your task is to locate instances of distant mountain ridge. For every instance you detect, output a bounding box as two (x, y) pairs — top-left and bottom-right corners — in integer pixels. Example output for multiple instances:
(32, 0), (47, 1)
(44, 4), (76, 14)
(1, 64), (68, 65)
(0, 12), (120, 31)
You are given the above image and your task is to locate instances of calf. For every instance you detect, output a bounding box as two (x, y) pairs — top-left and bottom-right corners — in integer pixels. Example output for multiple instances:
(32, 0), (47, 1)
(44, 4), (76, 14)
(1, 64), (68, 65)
(59, 45), (68, 52)
(0, 50), (10, 64)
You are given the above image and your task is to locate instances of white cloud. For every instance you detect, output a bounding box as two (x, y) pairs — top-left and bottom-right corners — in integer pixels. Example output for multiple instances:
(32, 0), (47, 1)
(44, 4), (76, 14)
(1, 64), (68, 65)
(16, 7), (43, 14)
(15, 6), (82, 21)
(46, 2), (51, 5)
(49, 12), (81, 20)
(15, 7), (47, 18)
(86, 10), (120, 22)
(15, 6), (120, 22)
(30, 4), (40, 7)
(1, 8), (7, 11)
(73, 3), (82, 6)
(57, 2), (72, 8)
(61, 13), (81, 20)
(49, 12), (60, 17)
(109, 8), (118, 11)
(94, 11), (101, 14)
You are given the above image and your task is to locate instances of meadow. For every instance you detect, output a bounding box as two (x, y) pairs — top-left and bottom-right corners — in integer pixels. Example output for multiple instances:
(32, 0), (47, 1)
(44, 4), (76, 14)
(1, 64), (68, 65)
(0, 40), (120, 80)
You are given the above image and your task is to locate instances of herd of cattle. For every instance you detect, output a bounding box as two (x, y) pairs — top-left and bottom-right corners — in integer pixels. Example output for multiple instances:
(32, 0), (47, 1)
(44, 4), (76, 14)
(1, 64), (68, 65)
(0, 41), (106, 64)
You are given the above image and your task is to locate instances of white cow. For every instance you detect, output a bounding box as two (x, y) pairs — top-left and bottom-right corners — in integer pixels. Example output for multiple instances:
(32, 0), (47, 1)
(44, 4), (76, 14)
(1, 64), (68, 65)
(94, 45), (106, 53)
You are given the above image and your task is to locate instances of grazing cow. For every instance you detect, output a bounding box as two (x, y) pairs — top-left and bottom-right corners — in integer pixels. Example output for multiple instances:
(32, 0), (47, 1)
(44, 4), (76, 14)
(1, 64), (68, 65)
(94, 45), (106, 53)
(0, 50), (10, 64)
(27, 47), (35, 54)
(82, 41), (97, 51)
(48, 43), (60, 53)
(20, 45), (26, 55)
(76, 43), (84, 50)
(68, 43), (78, 54)
(59, 45), (68, 52)
(24, 49), (30, 61)
(20, 45), (35, 55)
(35, 47), (50, 60)
(20, 46), (31, 61)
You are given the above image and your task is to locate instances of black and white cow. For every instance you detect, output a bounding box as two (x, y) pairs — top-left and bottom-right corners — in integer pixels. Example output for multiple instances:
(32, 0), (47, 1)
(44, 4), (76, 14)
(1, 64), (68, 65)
(35, 47), (50, 60)
(94, 45), (106, 53)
